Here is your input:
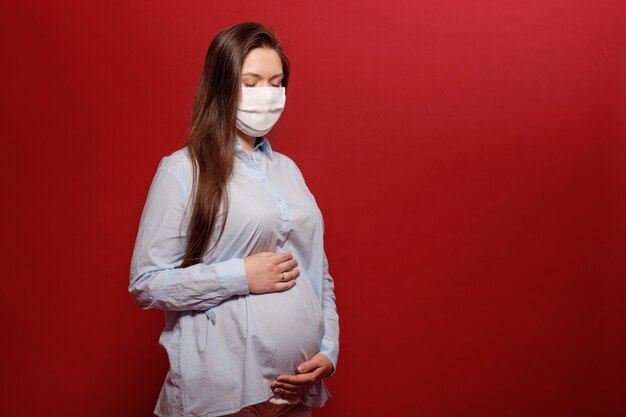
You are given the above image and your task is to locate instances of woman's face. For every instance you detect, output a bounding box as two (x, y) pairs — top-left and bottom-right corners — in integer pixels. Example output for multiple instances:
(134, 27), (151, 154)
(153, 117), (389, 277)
(240, 47), (284, 88)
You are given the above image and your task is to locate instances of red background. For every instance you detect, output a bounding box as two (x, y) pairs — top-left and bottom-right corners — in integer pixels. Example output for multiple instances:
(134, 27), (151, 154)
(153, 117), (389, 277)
(1, 1), (625, 416)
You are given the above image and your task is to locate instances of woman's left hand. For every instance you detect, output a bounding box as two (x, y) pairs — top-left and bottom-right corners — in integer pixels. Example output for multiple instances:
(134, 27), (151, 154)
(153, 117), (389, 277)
(271, 353), (334, 400)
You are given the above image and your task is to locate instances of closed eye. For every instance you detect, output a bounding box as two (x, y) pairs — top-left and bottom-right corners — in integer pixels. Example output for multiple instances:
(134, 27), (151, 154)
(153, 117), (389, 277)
(243, 83), (282, 88)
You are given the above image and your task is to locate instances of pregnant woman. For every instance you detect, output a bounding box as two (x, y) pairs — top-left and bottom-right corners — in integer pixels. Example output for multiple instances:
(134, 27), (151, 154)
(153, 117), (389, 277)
(129, 22), (339, 417)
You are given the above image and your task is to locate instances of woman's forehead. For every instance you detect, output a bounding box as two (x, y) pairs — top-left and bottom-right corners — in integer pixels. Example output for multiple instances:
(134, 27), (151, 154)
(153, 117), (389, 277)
(241, 48), (282, 74)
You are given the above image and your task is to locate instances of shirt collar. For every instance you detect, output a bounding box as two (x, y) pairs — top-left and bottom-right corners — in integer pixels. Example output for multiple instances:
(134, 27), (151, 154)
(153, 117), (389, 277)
(234, 136), (274, 159)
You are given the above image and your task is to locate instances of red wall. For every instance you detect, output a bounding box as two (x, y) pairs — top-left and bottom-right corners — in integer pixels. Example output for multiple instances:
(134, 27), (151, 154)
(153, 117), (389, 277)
(2, 1), (624, 416)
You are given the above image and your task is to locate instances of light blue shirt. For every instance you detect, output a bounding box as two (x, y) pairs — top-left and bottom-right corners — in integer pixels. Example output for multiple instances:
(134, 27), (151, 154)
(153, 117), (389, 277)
(129, 138), (339, 417)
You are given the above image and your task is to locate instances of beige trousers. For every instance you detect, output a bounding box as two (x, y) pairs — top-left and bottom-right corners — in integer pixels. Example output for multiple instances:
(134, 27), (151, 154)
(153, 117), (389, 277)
(226, 400), (311, 417)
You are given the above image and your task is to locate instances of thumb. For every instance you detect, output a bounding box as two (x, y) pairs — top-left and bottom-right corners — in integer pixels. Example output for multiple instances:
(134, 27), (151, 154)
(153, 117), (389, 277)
(297, 357), (316, 373)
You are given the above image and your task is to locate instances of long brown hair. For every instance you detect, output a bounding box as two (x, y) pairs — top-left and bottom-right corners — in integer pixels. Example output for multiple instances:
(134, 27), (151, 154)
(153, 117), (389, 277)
(181, 22), (290, 268)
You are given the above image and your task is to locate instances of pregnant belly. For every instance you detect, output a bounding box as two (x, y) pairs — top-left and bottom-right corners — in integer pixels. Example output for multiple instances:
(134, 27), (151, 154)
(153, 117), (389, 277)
(247, 275), (324, 378)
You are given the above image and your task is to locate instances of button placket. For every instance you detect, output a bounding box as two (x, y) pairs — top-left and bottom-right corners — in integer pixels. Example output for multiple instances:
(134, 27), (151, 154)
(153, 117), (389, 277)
(247, 151), (291, 234)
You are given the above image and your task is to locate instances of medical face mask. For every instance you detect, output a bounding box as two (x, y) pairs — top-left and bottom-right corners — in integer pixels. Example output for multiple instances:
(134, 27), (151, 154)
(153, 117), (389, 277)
(236, 86), (286, 137)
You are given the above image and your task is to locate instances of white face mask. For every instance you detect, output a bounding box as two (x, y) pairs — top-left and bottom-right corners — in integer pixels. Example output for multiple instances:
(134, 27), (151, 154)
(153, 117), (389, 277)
(236, 86), (286, 137)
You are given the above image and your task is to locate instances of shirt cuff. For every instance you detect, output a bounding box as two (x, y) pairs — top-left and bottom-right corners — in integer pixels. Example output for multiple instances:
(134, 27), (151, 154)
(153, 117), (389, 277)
(212, 258), (250, 297)
(319, 338), (339, 377)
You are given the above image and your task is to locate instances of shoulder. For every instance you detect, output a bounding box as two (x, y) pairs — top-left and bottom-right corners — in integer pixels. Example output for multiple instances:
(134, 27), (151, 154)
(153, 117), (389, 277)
(159, 147), (192, 171)
(270, 150), (316, 196)
(271, 150), (305, 178)
(155, 147), (193, 195)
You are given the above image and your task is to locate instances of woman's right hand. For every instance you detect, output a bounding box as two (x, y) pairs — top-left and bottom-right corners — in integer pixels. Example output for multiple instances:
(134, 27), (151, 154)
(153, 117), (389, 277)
(243, 252), (300, 294)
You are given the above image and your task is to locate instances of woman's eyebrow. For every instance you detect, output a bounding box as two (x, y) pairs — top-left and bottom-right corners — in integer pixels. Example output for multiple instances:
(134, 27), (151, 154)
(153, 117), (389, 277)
(241, 72), (284, 79)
